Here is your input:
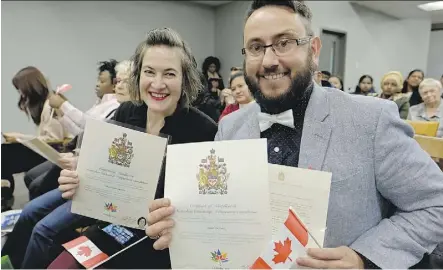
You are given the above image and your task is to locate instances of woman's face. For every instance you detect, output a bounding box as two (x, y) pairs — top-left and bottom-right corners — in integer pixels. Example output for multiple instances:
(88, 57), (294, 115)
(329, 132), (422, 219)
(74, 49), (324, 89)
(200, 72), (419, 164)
(210, 80), (219, 91)
(139, 45), (183, 116)
(359, 77), (373, 93)
(231, 76), (252, 105)
(420, 86), (441, 105)
(382, 76), (401, 96)
(208, 63), (217, 73)
(115, 71), (131, 103)
(407, 71), (424, 88)
(328, 77), (342, 90)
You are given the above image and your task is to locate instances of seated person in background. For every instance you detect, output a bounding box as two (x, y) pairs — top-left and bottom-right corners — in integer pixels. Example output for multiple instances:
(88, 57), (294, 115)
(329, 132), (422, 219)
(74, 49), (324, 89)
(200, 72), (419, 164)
(352, 74), (377, 96)
(24, 60), (133, 201)
(192, 72), (222, 122)
(328, 75), (344, 91)
(0, 60), (134, 269)
(378, 71), (410, 119)
(402, 69), (425, 106)
(1, 66), (70, 209)
(321, 70), (331, 80)
(46, 27), (218, 269)
(408, 78), (443, 137)
(219, 72), (255, 120)
(314, 70), (333, 88)
(48, 59), (120, 136)
(202, 56), (225, 89)
(230, 66), (243, 76)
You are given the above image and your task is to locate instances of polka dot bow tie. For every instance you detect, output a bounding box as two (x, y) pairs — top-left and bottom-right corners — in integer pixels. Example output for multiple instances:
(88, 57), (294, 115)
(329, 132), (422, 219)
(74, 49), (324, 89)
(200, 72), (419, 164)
(257, 109), (295, 132)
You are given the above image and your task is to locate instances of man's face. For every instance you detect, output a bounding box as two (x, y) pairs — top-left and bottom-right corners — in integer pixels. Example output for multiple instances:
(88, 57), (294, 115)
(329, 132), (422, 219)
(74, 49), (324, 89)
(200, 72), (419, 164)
(243, 6), (321, 100)
(95, 70), (114, 98)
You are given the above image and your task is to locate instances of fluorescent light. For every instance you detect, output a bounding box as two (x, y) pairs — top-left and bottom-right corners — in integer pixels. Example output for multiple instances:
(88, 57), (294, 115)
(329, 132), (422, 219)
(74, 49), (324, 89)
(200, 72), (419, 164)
(418, 1), (443, 12)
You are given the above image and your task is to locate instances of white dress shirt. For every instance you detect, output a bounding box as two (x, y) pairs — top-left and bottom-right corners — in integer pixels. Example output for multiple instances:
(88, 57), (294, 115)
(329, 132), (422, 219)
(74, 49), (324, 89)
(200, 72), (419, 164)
(59, 94), (120, 136)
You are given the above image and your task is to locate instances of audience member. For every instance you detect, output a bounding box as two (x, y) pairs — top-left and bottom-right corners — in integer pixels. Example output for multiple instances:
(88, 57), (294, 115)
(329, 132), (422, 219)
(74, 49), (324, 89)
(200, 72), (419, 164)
(48, 60), (120, 136)
(379, 71), (410, 119)
(352, 74), (376, 96)
(202, 56), (225, 89)
(146, 1), (443, 269)
(192, 72), (222, 122)
(402, 69), (425, 106)
(23, 60), (133, 200)
(408, 78), (443, 137)
(1, 66), (68, 208)
(47, 27), (218, 269)
(219, 72), (255, 120)
(321, 70), (331, 80)
(328, 75), (344, 91)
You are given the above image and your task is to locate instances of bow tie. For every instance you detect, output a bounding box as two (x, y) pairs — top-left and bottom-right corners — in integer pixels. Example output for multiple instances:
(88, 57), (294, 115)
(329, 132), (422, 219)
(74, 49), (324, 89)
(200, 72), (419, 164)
(257, 109), (295, 132)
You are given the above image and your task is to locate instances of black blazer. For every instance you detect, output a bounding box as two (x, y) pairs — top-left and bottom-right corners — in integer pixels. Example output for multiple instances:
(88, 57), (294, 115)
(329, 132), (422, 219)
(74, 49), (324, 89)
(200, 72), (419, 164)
(80, 101), (217, 269)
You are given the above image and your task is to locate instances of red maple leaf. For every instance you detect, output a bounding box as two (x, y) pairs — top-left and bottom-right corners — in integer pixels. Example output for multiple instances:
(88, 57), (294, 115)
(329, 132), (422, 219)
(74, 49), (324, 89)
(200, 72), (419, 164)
(272, 237), (292, 264)
(77, 246), (92, 257)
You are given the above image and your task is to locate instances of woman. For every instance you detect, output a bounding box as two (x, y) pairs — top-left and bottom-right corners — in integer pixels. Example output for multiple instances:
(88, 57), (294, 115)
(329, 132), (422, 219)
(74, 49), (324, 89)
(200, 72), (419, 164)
(219, 72), (255, 120)
(328, 75), (344, 91)
(352, 75), (376, 96)
(202, 56), (225, 88)
(47, 28), (217, 269)
(1, 67), (68, 208)
(402, 69), (425, 106)
(378, 71), (410, 120)
(408, 78), (443, 137)
(1, 60), (134, 269)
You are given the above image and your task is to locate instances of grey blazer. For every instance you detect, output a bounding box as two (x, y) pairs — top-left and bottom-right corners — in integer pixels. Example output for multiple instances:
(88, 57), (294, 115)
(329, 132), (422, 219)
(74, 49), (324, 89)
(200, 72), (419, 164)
(215, 85), (443, 268)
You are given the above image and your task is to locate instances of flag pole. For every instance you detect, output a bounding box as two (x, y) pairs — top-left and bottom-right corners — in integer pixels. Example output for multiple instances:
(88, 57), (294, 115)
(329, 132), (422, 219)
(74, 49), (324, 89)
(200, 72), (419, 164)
(289, 207), (321, 248)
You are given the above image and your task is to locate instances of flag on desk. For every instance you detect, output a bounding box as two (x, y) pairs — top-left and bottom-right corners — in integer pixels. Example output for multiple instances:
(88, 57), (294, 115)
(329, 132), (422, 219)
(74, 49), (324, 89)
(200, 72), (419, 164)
(250, 208), (308, 269)
(63, 236), (109, 269)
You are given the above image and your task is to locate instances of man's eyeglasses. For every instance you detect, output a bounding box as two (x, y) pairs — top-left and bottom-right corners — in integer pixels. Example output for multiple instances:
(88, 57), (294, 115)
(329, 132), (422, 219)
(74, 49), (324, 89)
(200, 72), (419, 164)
(242, 36), (312, 58)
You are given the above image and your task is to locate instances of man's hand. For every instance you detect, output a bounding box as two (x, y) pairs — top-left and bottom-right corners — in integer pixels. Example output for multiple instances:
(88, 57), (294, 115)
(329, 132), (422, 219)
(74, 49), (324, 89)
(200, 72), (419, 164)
(48, 93), (67, 109)
(296, 246), (365, 269)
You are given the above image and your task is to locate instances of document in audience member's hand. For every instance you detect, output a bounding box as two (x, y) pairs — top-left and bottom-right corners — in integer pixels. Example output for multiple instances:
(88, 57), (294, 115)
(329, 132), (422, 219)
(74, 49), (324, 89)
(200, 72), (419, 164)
(269, 164), (331, 247)
(71, 118), (168, 229)
(165, 139), (272, 269)
(16, 137), (62, 167)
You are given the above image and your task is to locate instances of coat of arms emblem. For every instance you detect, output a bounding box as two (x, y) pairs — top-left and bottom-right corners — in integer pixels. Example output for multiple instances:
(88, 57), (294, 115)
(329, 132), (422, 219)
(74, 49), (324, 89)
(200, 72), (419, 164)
(108, 133), (134, 168)
(197, 149), (229, 195)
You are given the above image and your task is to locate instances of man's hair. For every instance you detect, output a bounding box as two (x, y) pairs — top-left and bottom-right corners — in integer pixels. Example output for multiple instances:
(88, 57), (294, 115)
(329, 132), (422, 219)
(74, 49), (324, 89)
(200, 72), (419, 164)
(98, 59), (118, 83)
(321, 71), (331, 77)
(246, 0), (314, 35)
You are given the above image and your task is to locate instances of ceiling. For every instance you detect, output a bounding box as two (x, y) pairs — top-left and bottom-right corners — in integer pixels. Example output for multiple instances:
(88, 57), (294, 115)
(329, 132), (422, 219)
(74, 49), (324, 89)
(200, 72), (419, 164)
(191, 1), (443, 23)
(350, 1), (443, 23)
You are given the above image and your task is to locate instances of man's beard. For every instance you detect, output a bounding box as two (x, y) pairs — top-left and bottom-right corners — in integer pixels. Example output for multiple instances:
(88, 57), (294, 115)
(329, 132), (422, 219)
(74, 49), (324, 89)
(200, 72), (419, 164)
(245, 50), (316, 114)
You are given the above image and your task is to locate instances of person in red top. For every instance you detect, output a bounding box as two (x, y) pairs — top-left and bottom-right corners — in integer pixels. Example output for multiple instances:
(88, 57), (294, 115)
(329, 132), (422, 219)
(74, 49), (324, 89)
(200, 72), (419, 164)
(219, 72), (255, 120)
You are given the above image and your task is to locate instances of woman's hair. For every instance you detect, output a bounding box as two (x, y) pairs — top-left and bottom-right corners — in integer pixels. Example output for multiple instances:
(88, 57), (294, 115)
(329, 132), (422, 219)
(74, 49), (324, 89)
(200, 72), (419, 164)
(12, 66), (50, 125)
(401, 69), (424, 93)
(229, 71), (245, 86)
(202, 56), (221, 73)
(115, 60), (133, 76)
(129, 28), (201, 107)
(354, 75), (373, 94)
(329, 76), (344, 91)
(419, 78), (443, 94)
(98, 59), (118, 83)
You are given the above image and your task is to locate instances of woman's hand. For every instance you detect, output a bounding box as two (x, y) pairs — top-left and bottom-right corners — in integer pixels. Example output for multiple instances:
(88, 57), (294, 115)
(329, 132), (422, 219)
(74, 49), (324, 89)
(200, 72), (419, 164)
(58, 169), (79, 199)
(146, 198), (175, 250)
(58, 153), (77, 170)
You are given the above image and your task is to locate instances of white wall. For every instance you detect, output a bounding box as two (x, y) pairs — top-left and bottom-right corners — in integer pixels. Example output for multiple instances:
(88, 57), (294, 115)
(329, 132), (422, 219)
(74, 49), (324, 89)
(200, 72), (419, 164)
(214, 1), (432, 92)
(1, 1), (215, 134)
(427, 30), (443, 80)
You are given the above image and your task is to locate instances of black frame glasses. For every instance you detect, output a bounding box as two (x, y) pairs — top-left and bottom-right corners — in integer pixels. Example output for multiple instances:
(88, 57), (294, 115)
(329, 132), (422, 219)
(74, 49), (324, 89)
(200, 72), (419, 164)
(241, 36), (312, 56)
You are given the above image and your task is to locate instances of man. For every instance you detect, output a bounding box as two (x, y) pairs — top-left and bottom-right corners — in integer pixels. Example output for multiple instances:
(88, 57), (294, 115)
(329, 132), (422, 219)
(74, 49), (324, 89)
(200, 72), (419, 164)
(321, 70), (331, 81)
(214, 0), (443, 268)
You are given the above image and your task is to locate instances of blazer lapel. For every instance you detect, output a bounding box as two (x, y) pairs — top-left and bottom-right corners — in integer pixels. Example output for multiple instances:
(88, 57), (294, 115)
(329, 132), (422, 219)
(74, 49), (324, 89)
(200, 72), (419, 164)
(299, 85), (332, 170)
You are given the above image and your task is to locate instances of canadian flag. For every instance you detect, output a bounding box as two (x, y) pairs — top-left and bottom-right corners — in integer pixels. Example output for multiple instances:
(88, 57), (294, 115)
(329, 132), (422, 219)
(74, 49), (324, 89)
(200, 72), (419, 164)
(62, 236), (109, 269)
(250, 208), (308, 269)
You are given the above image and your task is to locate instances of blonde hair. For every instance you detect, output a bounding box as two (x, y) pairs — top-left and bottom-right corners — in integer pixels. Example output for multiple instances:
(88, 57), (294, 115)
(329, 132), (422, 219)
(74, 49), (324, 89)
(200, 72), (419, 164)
(419, 78), (443, 94)
(129, 28), (201, 107)
(115, 60), (133, 76)
(381, 71), (403, 93)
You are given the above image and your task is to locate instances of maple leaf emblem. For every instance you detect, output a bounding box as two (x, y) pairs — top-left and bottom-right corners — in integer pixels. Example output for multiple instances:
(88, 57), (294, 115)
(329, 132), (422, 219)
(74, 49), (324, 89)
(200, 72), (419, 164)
(77, 246), (92, 257)
(272, 237), (292, 264)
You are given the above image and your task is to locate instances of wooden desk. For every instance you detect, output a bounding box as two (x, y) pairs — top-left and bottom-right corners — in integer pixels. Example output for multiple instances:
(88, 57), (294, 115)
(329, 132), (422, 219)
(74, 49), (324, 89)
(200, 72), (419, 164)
(414, 135), (443, 159)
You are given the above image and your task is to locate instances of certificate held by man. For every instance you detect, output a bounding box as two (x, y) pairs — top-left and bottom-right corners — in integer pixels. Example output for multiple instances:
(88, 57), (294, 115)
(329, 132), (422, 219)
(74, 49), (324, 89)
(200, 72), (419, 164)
(71, 118), (168, 230)
(165, 139), (272, 269)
